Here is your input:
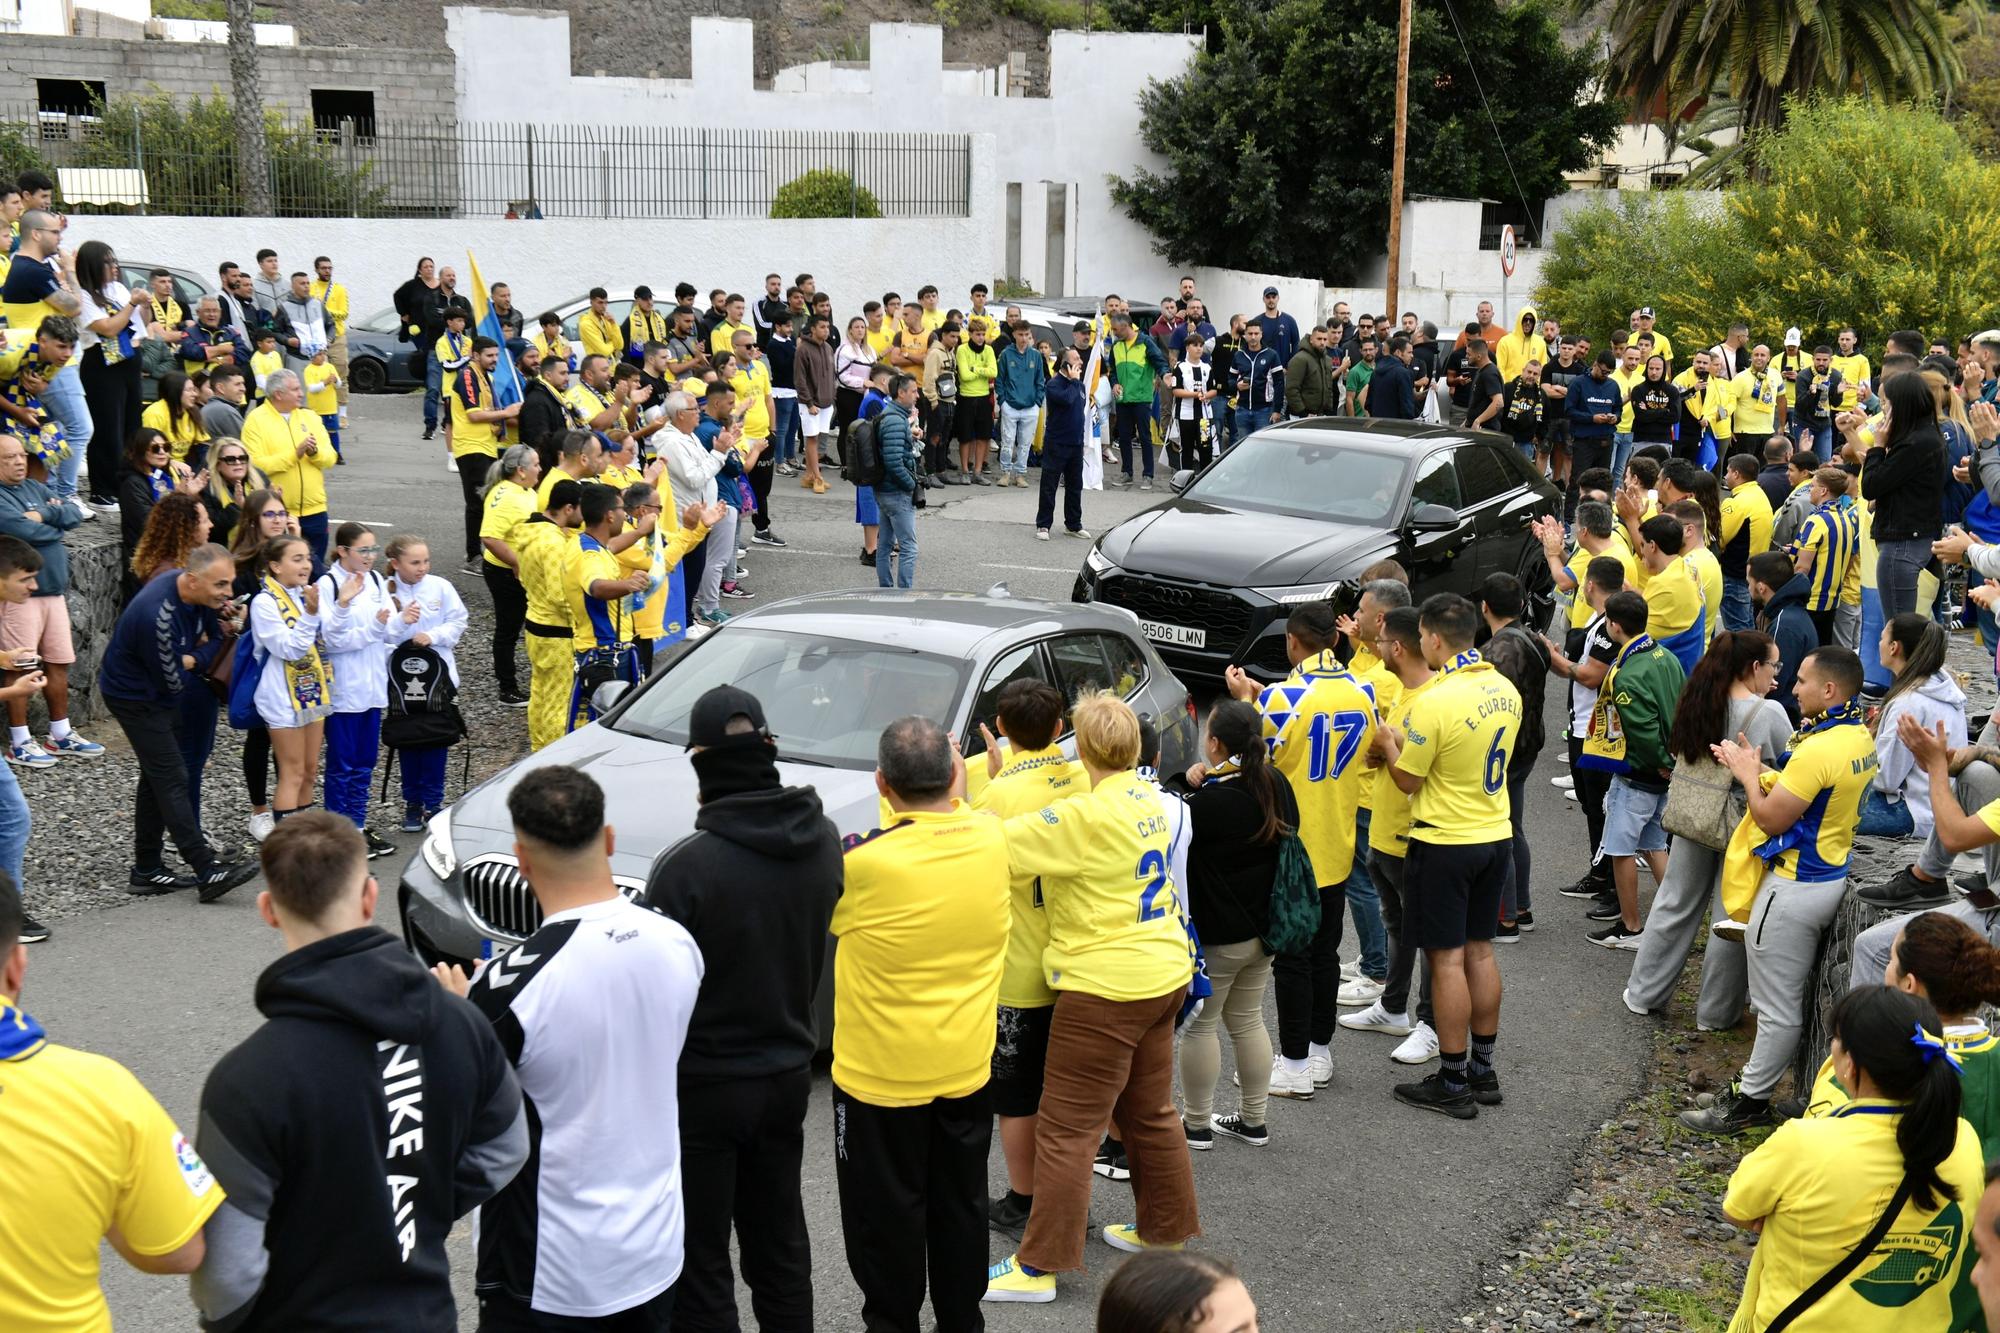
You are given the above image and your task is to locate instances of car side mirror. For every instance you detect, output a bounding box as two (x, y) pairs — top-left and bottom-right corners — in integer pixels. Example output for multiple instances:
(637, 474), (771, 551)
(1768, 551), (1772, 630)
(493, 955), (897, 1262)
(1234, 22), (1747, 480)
(1170, 468), (1193, 492)
(590, 680), (632, 715)
(1408, 502), (1461, 532)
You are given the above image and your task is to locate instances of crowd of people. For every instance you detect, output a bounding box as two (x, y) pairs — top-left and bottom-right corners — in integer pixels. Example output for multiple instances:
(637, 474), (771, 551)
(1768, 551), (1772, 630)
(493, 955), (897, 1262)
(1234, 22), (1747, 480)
(12, 162), (2000, 1328)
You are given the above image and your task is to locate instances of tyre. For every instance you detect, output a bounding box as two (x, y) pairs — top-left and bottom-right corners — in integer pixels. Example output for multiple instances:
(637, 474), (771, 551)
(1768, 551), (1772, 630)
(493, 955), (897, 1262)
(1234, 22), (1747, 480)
(349, 356), (387, 395)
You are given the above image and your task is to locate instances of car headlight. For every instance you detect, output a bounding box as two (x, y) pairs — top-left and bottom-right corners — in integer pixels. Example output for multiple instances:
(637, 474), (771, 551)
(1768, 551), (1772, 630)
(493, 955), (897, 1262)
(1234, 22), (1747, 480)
(1251, 582), (1338, 605)
(1084, 545), (1118, 576)
(420, 809), (457, 880)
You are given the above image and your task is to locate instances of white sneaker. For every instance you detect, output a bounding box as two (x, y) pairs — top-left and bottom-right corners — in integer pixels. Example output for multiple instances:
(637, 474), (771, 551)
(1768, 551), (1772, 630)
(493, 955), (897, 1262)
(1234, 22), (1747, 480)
(1390, 1021), (1440, 1065)
(1622, 986), (1654, 1017)
(72, 503), (97, 522)
(1564, 788), (1579, 801)
(1339, 959), (1365, 981)
(446, 458), (458, 473)
(1337, 976), (1385, 1006)
(1339, 999), (1413, 1036)
(1551, 774), (1574, 790)
(1709, 918), (1746, 944)
(247, 810), (276, 843)
(1306, 1052), (1334, 1087)
(1035, 528), (1050, 540)
(1267, 1059), (1315, 1100)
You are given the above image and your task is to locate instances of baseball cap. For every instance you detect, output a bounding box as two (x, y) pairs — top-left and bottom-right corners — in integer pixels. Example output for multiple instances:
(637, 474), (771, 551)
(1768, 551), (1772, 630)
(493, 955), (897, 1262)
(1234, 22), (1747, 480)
(1974, 329), (2000, 347)
(1262, 286), (1279, 297)
(1072, 320), (1092, 333)
(687, 684), (770, 749)
(1784, 326), (1801, 346)
(1637, 306), (1654, 319)
(634, 284), (654, 300)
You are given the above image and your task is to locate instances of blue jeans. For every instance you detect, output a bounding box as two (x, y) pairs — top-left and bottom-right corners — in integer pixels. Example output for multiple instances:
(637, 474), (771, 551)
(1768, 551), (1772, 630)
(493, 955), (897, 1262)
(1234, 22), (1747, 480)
(770, 396), (799, 468)
(1611, 431), (1634, 483)
(1722, 577), (1753, 632)
(0, 759), (29, 896)
(1514, 439), (1537, 464)
(1209, 398), (1235, 451)
(1345, 808), (1389, 979)
(41, 364), (92, 501)
(875, 486), (917, 589)
(423, 349), (442, 430)
(324, 707), (382, 828)
(399, 744), (448, 811)
(1793, 420), (1833, 456)
(300, 511), (329, 573)
(998, 403), (1037, 474)
(1856, 785), (1916, 838)
(1233, 406), (1271, 441)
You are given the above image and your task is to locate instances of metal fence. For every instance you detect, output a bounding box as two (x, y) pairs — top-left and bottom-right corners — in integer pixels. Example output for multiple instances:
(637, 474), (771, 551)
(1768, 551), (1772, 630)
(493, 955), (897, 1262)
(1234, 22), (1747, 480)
(1, 105), (974, 221)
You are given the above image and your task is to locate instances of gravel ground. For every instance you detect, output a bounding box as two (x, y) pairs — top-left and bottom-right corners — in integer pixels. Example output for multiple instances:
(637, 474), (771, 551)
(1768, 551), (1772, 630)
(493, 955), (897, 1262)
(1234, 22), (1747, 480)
(1451, 621), (2000, 1332)
(20, 598), (528, 924)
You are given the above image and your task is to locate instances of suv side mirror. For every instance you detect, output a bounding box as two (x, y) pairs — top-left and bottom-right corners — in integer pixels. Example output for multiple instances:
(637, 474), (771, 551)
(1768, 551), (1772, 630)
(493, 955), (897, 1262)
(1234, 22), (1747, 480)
(1408, 502), (1461, 531)
(590, 680), (633, 716)
(1170, 468), (1194, 492)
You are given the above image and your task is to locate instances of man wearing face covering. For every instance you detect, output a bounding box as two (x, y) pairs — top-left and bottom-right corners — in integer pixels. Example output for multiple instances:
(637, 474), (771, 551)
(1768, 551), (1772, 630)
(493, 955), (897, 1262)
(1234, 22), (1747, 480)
(642, 685), (840, 1331)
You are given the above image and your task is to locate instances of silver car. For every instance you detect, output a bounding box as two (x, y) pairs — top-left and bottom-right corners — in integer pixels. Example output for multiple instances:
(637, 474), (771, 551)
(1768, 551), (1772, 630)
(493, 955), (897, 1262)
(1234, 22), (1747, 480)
(398, 589), (1199, 971)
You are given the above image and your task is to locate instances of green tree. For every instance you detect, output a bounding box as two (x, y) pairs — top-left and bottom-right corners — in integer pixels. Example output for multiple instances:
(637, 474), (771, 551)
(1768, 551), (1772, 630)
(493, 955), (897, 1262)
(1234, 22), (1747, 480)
(1534, 97), (2000, 350)
(1112, 0), (1620, 283)
(1602, 0), (1960, 144)
(770, 168), (882, 218)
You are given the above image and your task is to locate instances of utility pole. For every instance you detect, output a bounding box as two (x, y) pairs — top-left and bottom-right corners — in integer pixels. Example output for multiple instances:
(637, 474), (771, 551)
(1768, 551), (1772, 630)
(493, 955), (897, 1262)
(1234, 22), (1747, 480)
(1384, 0), (1412, 321)
(228, 0), (273, 216)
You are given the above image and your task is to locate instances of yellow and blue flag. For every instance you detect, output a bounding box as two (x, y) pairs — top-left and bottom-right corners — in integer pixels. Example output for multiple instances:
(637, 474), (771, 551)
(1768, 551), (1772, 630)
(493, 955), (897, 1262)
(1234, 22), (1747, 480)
(466, 250), (522, 412)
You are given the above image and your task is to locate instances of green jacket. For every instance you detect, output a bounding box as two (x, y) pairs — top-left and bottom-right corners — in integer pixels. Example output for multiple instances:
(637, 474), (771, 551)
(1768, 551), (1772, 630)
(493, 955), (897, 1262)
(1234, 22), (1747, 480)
(1286, 347), (1335, 415)
(1608, 639), (1685, 785)
(1108, 333), (1166, 403)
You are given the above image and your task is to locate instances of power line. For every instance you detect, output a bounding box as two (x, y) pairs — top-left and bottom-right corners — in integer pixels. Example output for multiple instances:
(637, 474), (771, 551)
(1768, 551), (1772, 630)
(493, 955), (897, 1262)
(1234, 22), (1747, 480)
(1437, 0), (1541, 245)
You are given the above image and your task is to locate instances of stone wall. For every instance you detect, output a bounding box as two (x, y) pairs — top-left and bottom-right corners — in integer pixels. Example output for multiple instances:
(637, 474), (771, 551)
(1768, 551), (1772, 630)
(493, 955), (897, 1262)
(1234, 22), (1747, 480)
(52, 520), (122, 727)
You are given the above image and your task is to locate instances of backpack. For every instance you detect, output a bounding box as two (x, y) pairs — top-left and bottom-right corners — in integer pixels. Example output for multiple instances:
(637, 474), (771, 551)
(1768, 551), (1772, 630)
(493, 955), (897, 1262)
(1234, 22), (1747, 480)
(1262, 829), (1322, 955)
(933, 362), (958, 401)
(225, 626), (264, 730)
(842, 414), (884, 487)
(381, 641), (467, 753)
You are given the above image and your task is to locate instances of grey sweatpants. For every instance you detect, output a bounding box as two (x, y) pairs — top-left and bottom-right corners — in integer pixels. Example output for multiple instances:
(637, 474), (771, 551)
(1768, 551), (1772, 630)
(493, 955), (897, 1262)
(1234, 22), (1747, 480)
(1741, 870), (1848, 1098)
(696, 504), (739, 614)
(1623, 839), (1748, 1031)
(1847, 752), (2000, 990)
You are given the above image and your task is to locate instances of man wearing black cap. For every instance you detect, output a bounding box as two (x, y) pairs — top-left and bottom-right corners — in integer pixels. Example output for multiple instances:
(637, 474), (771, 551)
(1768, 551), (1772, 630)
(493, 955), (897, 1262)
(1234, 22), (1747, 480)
(1251, 286), (1300, 367)
(644, 686), (840, 1332)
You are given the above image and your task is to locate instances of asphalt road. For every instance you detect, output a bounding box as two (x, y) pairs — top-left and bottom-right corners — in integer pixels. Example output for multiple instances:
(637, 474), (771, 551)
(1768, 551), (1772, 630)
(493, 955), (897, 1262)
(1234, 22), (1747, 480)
(38, 394), (1652, 1331)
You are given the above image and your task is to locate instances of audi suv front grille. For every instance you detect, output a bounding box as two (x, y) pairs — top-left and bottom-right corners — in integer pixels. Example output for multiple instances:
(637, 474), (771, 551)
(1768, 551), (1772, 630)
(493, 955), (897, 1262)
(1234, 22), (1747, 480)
(1095, 575), (1254, 647)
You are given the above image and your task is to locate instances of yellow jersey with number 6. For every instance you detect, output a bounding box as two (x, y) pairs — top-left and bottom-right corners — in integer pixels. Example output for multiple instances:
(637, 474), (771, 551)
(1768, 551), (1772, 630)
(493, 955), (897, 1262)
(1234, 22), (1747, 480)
(1395, 654), (1519, 845)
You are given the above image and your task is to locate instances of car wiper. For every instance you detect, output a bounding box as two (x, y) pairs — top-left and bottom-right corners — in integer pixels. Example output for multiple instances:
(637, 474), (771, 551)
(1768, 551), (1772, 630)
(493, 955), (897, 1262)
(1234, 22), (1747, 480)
(776, 752), (836, 768)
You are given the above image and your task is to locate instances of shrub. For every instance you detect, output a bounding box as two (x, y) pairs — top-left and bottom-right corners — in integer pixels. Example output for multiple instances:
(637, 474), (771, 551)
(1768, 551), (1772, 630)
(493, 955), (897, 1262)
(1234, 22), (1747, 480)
(770, 168), (882, 219)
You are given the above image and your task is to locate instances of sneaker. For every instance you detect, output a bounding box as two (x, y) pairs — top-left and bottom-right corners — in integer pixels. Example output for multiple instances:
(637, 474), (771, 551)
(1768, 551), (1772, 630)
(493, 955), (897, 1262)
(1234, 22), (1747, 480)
(197, 858), (261, 903)
(498, 688), (530, 708)
(401, 803), (426, 834)
(1391, 1021), (1440, 1064)
(1771, 1095), (1808, 1121)
(1469, 1069), (1503, 1106)
(1709, 918), (1747, 944)
(18, 912), (49, 943)
(1564, 788), (1579, 801)
(1066, 527), (1092, 539)
(1586, 894), (1624, 922)
(1091, 1136), (1130, 1181)
(459, 561), (481, 576)
(1140, 479), (1154, 491)
(983, 1254), (1055, 1304)
(1268, 1060), (1315, 1100)
(1493, 920), (1521, 943)
(1517, 911), (1536, 932)
(720, 585), (754, 599)
(1339, 999), (1413, 1035)
(1551, 774), (1575, 790)
(684, 622), (713, 640)
(1336, 976), (1385, 1006)
(1306, 1051), (1334, 1087)
(1393, 1071), (1478, 1120)
(1339, 958), (1365, 980)
(1857, 866), (1952, 910)
(5, 740), (56, 770)
(1622, 986), (1656, 1017)
(1103, 1223), (1182, 1254)
(1558, 876), (1603, 900)
(970, 471), (991, 486)
(860, 548), (877, 564)
(988, 1191), (1032, 1234)
(1184, 1122), (1214, 1151)
(42, 733), (105, 760)
(731, 565), (750, 579)
(446, 458), (457, 473)
(1677, 1081), (1774, 1136)
(751, 531), (788, 547)
(698, 609), (732, 627)
(128, 866), (196, 895)
(737, 547), (749, 559)
(247, 810), (276, 843)
(87, 496), (120, 513)
(72, 502), (97, 521)
(1210, 1113), (1269, 1146)
(422, 426), (436, 441)
(1035, 528), (1050, 540)
(364, 829), (399, 860)
(1589, 921), (1643, 950)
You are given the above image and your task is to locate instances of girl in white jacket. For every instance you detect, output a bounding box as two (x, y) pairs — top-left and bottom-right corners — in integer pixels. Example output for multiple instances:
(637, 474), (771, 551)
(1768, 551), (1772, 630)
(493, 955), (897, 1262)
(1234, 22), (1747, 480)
(248, 534), (332, 821)
(1865, 613), (1968, 840)
(382, 535), (469, 831)
(317, 521), (400, 857)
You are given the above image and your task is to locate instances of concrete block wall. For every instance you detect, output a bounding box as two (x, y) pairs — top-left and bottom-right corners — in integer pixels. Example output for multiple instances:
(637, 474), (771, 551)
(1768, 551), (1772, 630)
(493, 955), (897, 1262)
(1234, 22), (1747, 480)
(51, 521), (122, 726)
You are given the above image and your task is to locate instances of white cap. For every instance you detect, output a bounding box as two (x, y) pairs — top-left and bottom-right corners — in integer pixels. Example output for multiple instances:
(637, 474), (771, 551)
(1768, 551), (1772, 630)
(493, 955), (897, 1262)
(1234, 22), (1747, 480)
(1784, 327), (1801, 346)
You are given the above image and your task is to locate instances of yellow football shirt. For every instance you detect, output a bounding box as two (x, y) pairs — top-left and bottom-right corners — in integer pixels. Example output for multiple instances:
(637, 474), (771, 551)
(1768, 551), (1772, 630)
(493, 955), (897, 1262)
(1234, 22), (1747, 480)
(578, 312), (624, 362)
(303, 361), (339, 416)
(1828, 353), (1871, 409)
(565, 533), (630, 652)
(1642, 554), (1706, 671)
(1686, 546), (1724, 646)
(1611, 365), (1645, 433)
(1718, 479), (1775, 573)
(730, 360), (772, 440)
(480, 478), (537, 568)
(138, 397), (208, 464)
(516, 517), (575, 628)
(562, 382), (613, 433)
(448, 364), (504, 459)
(1348, 647), (1400, 814)
(1369, 673), (1436, 857)
(708, 319), (753, 355)
(1395, 654), (1519, 846)
(974, 743), (1088, 1008)
(1793, 502), (1861, 612)
(534, 464), (575, 512)
(0, 1017), (224, 1333)
(1256, 649), (1378, 885)
(249, 348), (284, 397)
(1768, 718), (1877, 882)
(1001, 773), (1197, 1003)
(1565, 542), (1640, 629)
(1731, 367), (1783, 436)
(832, 806), (1010, 1106)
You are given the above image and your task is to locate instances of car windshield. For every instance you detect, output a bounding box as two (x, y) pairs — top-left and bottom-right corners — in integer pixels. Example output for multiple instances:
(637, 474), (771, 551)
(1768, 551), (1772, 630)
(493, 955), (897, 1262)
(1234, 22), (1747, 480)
(610, 627), (968, 767)
(1183, 434), (1408, 523)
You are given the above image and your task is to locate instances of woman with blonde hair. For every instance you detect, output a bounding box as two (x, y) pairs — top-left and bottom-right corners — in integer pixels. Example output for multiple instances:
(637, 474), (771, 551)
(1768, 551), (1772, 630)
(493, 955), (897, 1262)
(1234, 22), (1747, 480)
(987, 690), (1200, 1307)
(201, 438), (267, 548)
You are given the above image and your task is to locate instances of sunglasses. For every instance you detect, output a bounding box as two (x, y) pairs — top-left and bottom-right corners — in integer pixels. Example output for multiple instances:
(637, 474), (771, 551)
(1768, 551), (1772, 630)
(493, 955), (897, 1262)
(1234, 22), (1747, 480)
(217, 454), (248, 464)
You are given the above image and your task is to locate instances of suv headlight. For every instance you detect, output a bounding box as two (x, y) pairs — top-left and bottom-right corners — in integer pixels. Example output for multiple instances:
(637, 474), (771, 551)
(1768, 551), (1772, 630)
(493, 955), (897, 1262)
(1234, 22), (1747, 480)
(420, 809), (457, 880)
(1085, 546), (1118, 576)
(1251, 582), (1338, 605)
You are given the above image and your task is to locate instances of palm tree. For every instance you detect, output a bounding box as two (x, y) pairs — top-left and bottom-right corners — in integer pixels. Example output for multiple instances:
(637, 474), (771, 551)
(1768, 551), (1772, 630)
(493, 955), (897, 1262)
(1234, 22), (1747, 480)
(1602, 0), (1961, 139)
(227, 0), (271, 215)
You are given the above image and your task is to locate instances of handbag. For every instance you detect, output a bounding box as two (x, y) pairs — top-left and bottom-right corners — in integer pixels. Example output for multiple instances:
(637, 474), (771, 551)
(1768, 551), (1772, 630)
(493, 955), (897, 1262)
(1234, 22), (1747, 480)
(202, 625), (242, 703)
(1763, 1173), (1915, 1333)
(1662, 753), (1745, 851)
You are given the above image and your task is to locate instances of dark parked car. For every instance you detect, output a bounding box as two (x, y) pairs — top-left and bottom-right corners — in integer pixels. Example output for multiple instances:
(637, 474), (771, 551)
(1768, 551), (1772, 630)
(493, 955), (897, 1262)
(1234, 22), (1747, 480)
(1073, 416), (1561, 681)
(344, 306), (426, 394)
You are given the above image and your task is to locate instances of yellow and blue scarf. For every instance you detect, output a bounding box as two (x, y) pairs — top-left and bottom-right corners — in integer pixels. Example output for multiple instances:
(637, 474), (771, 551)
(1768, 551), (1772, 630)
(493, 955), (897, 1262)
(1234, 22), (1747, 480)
(262, 574), (332, 722)
(1579, 633), (1653, 773)
(1, 993), (47, 1061)
(1720, 699), (1867, 920)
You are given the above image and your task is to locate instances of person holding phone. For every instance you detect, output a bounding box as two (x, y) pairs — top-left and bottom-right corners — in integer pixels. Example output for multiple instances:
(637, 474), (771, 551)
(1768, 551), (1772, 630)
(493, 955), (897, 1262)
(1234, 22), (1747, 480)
(1035, 348), (1089, 541)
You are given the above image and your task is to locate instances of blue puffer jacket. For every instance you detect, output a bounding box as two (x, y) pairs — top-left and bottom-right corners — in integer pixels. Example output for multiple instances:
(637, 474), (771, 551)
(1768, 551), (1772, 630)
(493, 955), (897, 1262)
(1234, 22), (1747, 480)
(876, 401), (917, 494)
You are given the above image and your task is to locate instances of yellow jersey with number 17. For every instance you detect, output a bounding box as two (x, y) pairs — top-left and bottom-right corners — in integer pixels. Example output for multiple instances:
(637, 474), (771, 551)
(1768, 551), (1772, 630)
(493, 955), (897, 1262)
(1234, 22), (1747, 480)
(1002, 773), (1196, 1003)
(974, 744), (1087, 1009)
(1396, 652), (1519, 846)
(1256, 648), (1378, 887)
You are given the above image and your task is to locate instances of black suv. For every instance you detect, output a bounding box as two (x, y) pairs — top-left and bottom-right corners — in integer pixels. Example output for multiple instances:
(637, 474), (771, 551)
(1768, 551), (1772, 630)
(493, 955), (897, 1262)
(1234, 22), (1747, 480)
(1072, 417), (1561, 681)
